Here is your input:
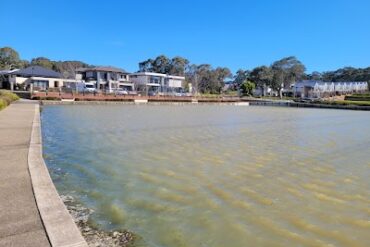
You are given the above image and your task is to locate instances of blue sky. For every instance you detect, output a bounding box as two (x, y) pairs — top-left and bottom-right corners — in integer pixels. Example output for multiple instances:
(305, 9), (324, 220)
(1, 0), (369, 73)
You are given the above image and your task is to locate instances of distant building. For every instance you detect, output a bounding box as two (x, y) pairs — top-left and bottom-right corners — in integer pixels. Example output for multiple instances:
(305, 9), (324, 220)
(293, 80), (368, 98)
(253, 86), (277, 97)
(129, 72), (185, 94)
(76, 67), (133, 92)
(1, 66), (78, 91)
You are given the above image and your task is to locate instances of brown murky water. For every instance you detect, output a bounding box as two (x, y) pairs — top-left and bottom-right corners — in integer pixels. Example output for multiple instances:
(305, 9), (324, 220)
(42, 104), (370, 247)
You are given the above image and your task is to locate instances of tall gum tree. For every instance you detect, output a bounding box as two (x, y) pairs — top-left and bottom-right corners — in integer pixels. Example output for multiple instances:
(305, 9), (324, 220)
(0, 47), (21, 70)
(271, 56), (305, 98)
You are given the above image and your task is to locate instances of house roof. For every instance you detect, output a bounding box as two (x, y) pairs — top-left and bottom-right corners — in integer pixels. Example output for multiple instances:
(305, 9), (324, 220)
(0, 69), (19, 75)
(76, 66), (128, 74)
(130, 72), (185, 79)
(10, 66), (62, 78)
(295, 80), (367, 89)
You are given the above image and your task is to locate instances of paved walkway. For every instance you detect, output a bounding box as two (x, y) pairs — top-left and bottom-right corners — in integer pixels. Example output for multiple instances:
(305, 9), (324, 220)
(0, 102), (50, 247)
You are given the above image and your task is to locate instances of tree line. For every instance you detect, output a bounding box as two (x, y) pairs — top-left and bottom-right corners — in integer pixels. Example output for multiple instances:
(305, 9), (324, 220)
(138, 55), (232, 94)
(1, 46), (369, 95)
(138, 55), (370, 96)
(0, 47), (89, 79)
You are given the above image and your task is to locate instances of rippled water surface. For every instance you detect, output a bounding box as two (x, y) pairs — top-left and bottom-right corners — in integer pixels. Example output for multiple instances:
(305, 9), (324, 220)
(41, 105), (370, 247)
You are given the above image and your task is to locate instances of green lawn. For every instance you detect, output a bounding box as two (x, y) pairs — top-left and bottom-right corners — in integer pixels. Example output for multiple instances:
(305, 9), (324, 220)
(258, 96), (294, 101)
(345, 95), (370, 101)
(323, 100), (370, 106)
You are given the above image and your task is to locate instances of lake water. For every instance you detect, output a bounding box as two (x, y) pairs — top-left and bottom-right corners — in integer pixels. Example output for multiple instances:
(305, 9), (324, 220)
(41, 104), (370, 247)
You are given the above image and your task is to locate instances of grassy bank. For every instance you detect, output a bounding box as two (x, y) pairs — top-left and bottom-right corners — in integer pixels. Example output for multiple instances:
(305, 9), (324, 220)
(258, 96), (294, 101)
(0, 90), (20, 110)
(321, 100), (370, 107)
(345, 95), (370, 101)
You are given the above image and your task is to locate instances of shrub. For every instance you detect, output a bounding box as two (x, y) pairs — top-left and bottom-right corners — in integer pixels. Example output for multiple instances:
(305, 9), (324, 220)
(0, 90), (19, 110)
(240, 80), (256, 96)
(0, 99), (7, 110)
(0, 90), (20, 101)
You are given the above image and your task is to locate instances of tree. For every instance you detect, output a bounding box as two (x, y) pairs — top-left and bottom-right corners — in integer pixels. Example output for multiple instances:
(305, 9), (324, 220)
(240, 80), (255, 96)
(185, 64), (199, 94)
(249, 66), (273, 96)
(31, 57), (55, 70)
(139, 55), (189, 76)
(232, 69), (249, 90)
(0, 47), (21, 70)
(169, 56), (189, 76)
(271, 56), (305, 98)
(321, 67), (370, 82)
(151, 55), (171, 74)
(306, 71), (322, 81)
(196, 64), (213, 93)
(139, 58), (154, 72)
(0, 47), (92, 79)
(54, 61), (90, 79)
(191, 64), (232, 94)
(214, 67), (232, 92)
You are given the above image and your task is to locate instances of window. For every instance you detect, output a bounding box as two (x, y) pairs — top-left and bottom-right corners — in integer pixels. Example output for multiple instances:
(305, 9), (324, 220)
(86, 71), (94, 78)
(150, 76), (161, 84)
(54, 81), (59, 87)
(32, 80), (48, 90)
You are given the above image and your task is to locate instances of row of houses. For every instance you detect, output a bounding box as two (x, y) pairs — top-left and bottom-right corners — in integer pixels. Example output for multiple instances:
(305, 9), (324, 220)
(0, 65), (186, 94)
(252, 80), (368, 98)
(293, 80), (368, 98)
(1, 65), (368, 98)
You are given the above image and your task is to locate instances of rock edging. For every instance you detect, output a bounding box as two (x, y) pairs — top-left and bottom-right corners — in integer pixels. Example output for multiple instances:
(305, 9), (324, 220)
(61, 195), (134, 247)
(28, 104), (88, 247)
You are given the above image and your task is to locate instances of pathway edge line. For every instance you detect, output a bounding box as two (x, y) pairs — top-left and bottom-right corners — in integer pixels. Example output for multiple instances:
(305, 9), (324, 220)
(28, 104), (88, 247)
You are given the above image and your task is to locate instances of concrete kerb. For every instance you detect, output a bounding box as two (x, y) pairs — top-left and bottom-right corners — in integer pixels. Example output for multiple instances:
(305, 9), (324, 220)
(28, 104), (88, 247)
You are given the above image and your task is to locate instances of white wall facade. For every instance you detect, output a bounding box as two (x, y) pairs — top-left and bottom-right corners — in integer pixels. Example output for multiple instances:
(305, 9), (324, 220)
(9, 75), (80, 91)
(294, 81), (368, 98)
(129, 72), (185, 93)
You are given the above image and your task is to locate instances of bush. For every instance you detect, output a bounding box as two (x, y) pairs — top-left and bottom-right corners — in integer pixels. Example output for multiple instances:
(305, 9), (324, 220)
(0, 90), (19, 110)
(0, 90), (20, 101)
(240, 80), (256, 96)
(0, 99), (7, 110)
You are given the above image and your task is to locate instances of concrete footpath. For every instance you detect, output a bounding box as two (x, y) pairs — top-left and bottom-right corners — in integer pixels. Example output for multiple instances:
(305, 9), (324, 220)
(0, 101), (87, 247)
(0, 101), (50, 246)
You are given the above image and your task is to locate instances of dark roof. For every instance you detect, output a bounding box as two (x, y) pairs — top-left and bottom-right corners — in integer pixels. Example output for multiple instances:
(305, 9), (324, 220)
(10, 66), (62, 78)
(76, 66), (128, 74)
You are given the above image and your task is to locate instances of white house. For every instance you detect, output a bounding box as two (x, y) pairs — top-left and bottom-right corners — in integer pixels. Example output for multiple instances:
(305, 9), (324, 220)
(129, 72), (185, 94)
(1, 66), (80, 91)
(293, 80), (368, 98)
